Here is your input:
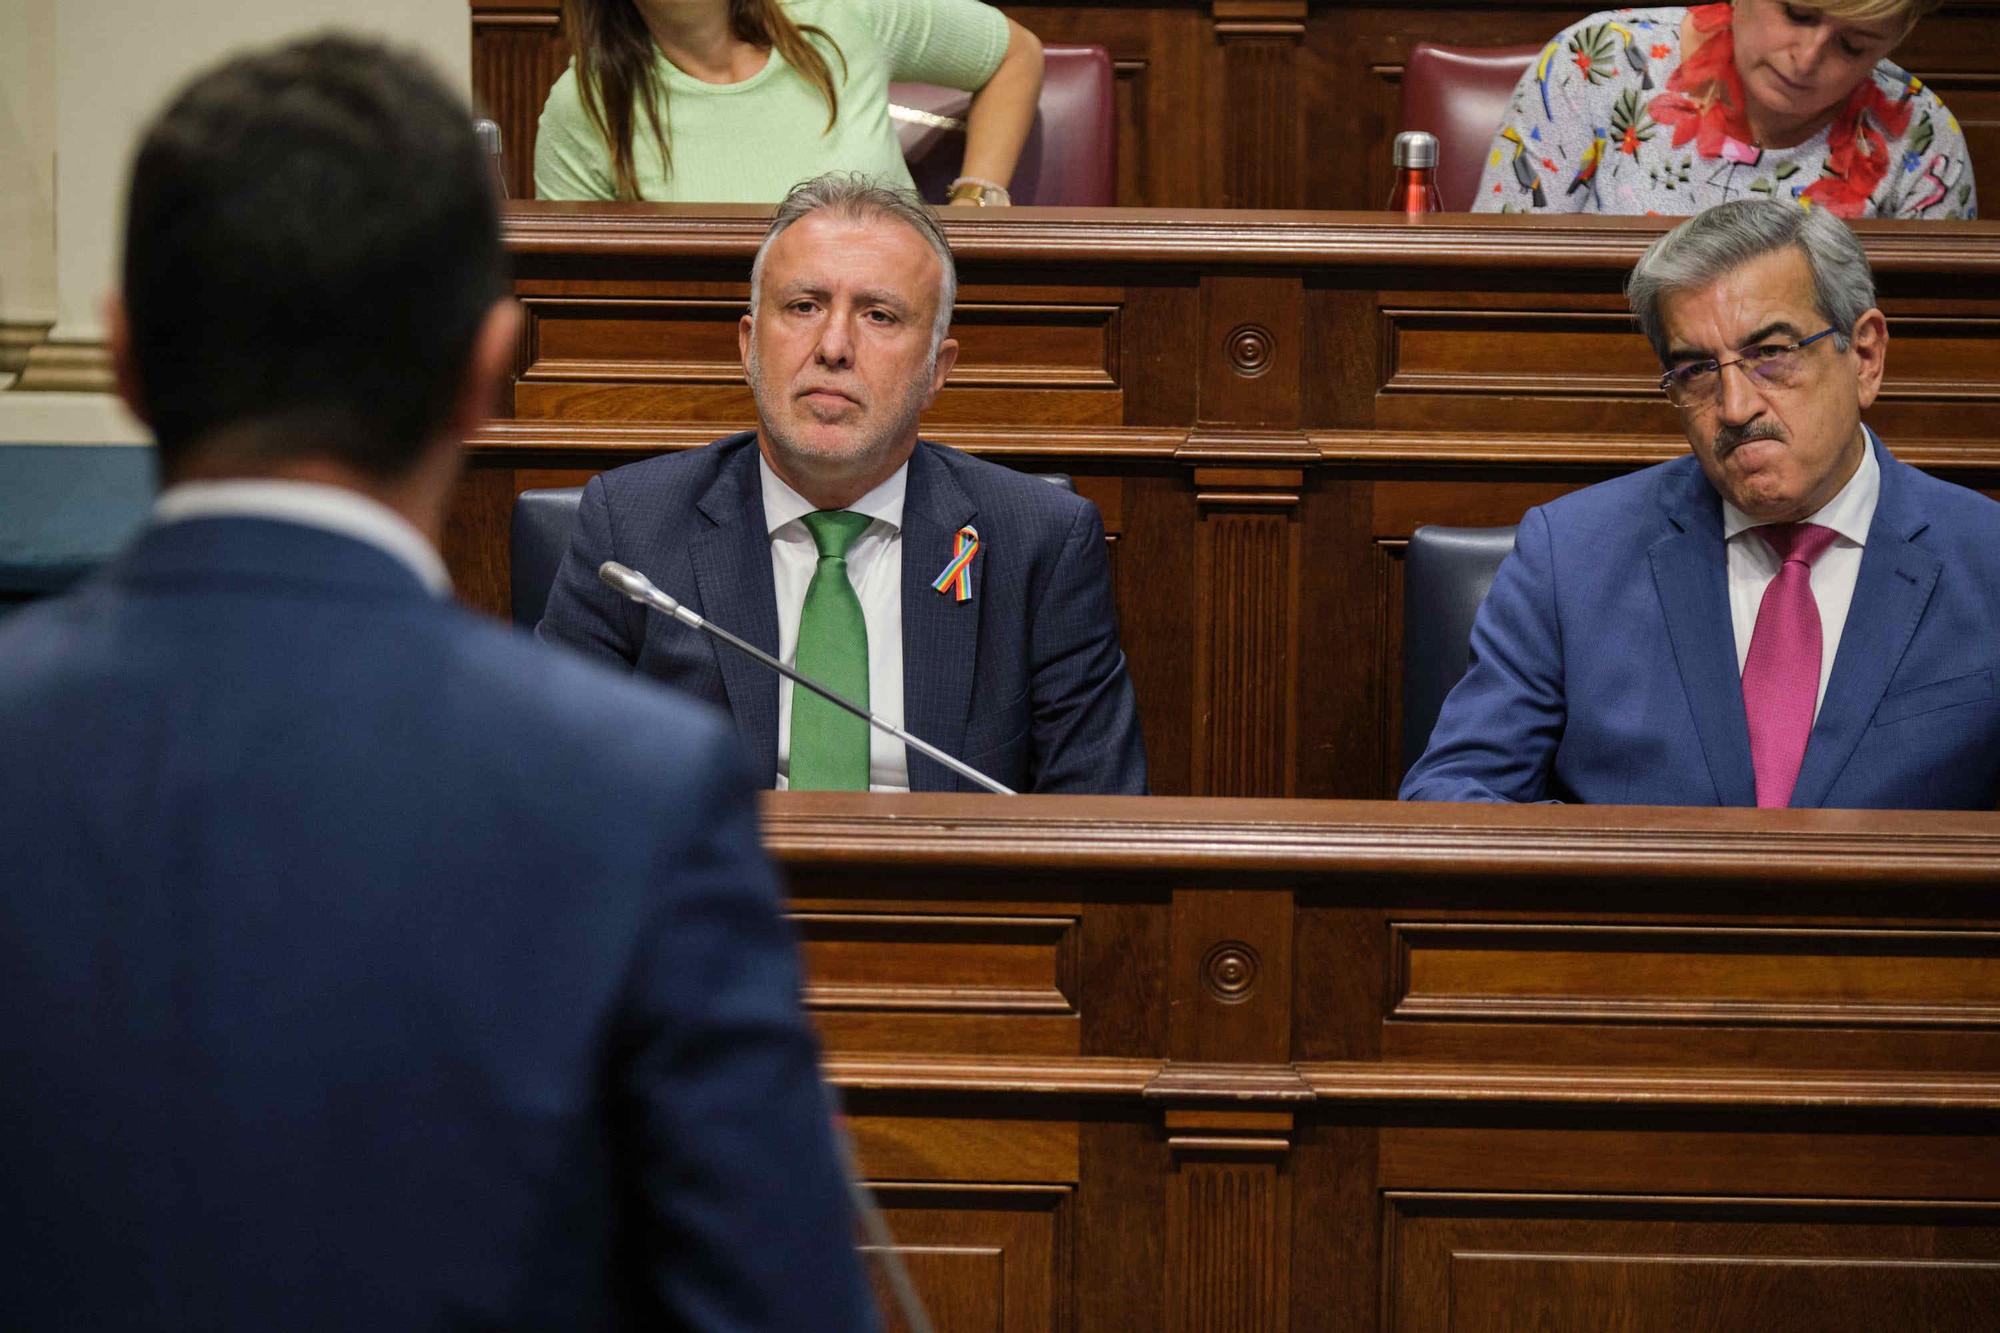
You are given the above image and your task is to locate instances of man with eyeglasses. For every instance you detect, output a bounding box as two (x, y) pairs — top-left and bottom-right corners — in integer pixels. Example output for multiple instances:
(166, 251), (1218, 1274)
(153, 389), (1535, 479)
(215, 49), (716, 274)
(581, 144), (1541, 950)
(1403, 199), (2000, 808)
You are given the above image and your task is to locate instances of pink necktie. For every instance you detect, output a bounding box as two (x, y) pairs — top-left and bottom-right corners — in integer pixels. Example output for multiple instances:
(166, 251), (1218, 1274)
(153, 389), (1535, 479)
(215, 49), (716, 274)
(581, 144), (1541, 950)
(1740, 522), (1840, 808)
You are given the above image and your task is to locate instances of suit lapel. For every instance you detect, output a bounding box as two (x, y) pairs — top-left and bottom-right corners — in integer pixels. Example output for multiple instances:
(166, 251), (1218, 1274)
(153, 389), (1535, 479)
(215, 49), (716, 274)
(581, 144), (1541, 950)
(900, 443), (980, 791)
(690, 440), (782, 782)
(1649, 466), (1756, 806)
(1790, 439), (1940, 807)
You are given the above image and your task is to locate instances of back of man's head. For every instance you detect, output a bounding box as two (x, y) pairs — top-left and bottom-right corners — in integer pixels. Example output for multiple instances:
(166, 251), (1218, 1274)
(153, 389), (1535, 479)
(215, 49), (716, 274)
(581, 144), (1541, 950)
(121, 34), (506, 481)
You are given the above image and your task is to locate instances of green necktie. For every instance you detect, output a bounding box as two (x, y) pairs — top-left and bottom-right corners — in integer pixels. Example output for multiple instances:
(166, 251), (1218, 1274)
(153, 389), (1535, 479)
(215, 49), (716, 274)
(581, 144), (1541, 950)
(789, 509), (874, 790)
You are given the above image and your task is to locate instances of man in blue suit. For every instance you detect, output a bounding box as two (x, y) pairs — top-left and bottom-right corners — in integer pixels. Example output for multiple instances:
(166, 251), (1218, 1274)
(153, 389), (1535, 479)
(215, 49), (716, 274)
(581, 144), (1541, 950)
(0, 37), (877, 1330)
(1404, 200), (2000, 808)
(538, 174), (1146, 795)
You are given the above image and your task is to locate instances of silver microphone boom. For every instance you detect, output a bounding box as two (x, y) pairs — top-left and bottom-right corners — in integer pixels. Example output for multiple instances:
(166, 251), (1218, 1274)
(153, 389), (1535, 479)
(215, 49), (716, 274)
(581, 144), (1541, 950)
(596, 561), (1015, 796)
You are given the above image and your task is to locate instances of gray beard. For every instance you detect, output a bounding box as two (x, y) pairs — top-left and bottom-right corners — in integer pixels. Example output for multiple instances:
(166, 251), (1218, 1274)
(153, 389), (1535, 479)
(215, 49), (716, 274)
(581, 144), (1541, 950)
(746, 339), (933, 486)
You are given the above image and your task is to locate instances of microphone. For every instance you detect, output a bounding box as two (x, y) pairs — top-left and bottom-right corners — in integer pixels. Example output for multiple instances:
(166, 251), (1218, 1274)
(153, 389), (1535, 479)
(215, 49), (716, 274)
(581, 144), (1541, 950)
(472, 117), (508, 200)
(597, 561), (1016, 796)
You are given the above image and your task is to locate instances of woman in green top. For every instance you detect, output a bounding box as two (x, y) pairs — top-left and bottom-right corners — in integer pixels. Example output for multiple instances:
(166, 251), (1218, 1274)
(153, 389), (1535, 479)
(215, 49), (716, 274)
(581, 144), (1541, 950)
(536, 0), (1044, 203)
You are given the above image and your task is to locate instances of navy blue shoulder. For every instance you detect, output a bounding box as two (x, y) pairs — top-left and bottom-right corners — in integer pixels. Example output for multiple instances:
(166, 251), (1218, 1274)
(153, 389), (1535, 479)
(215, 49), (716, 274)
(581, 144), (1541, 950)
(916, 440), (1093, 519)
(592, 432), (758, 505)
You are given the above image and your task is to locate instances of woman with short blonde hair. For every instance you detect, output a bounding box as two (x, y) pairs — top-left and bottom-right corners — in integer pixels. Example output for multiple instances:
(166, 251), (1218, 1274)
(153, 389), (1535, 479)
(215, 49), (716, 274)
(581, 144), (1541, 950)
(1474, 0), (1974, 218)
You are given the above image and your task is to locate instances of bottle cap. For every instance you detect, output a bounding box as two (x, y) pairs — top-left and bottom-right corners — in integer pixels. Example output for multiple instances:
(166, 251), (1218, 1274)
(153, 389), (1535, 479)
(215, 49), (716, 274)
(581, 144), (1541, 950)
(1392, 130), (1439, 170)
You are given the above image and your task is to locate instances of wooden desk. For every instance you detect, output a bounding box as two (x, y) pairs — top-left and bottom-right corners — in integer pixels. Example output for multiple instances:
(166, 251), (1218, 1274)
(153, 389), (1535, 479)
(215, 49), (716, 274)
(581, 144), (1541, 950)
(769, 793), (2000, 1332)
(459, 207), (2000, 798)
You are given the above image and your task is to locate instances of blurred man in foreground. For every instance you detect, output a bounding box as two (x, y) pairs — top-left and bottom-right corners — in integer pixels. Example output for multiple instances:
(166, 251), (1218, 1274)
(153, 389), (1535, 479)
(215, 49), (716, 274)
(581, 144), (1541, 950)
(1404, 200), (2000, 808)
(0, 34), (875, 1331)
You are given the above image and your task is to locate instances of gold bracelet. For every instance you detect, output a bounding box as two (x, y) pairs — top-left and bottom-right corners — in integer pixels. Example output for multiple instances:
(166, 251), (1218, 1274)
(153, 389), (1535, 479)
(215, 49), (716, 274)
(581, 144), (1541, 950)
(946, 176), (1011, 206)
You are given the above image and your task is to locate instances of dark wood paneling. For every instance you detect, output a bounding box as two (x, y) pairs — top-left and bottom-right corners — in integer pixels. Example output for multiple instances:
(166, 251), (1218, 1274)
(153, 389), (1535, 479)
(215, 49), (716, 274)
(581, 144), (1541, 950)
(1387, 1193), (2000, 1333)
(770, 794), (2000, 1333)
(869, 1184), (1072, 1333)
(1391, 921), (2000, 1027)
(799, 909), (1082, 1055)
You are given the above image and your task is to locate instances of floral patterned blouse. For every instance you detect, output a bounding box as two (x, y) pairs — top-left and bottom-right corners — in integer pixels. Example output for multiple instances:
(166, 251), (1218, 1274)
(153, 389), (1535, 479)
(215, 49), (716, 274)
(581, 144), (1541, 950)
(1473, 4), (1977, 219)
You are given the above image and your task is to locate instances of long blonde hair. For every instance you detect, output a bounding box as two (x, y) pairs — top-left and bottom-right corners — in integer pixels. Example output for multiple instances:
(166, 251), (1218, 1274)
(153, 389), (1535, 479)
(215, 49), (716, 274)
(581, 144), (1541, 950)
(563, 0), (848, 200)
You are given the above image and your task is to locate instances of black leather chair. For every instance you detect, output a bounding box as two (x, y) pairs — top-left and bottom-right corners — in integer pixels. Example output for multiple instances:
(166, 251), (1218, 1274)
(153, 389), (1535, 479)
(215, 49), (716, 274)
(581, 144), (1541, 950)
(508, 473), (1077, 630)
(510, 486), (586, 628)
(1401, 523), (1518, 774)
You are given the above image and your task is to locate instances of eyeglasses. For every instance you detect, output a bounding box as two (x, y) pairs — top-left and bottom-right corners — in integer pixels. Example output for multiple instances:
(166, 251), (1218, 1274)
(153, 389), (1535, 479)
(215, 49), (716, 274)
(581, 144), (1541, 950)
(1658, 327), (1839, 407)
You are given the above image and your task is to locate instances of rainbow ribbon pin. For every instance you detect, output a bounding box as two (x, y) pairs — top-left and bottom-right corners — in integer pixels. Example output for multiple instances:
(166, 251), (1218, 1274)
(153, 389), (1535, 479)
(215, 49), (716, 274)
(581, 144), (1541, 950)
(930, 525), (980, 602)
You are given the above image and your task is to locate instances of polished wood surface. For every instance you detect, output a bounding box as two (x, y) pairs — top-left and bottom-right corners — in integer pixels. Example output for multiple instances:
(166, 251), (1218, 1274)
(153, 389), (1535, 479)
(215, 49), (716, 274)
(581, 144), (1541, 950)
(770, 793), (2000, 1332)
(471, 1), (2000, 210)
(456, 206), (2000, 799)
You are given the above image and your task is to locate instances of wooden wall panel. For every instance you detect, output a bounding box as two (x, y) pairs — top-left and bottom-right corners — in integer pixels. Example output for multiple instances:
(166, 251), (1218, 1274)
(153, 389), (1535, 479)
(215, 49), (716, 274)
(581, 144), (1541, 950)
(1386, 1193), (2000, 1333)
(868, 1184), (1072, 1333)
(1391, 921), (2000, 1028)
(1167, 1151), (1292, 1333)
(772, 795), (2000, 1333)
(799, 908), (1082, 1055)
(471, 3), (2000, 209)
(1191, 502), (1300, 797)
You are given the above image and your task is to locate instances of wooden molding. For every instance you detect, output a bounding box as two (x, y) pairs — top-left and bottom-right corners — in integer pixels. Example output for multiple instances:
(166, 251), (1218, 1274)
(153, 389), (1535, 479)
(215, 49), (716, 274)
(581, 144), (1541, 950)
(0, 321), (54, 376)
(468, 420), (2000, 475)
(825, 1052), (1162, 1096)
(12, 340), (113, 393)
(504, 205), (2000, 271)
(819, 1052), (2000, 1112)
(1145, 1061), (1317, 1105)
(760, 793), (2000, 884)
(1303, 1063), (2000, 1110)
(1164, 1109), (1296, 1154)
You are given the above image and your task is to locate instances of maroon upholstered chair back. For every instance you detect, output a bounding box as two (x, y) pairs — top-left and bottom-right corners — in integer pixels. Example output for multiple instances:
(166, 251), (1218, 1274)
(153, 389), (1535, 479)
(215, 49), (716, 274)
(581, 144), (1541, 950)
(1398, 41), (1543, 211)
(891, 44), (1116, 206)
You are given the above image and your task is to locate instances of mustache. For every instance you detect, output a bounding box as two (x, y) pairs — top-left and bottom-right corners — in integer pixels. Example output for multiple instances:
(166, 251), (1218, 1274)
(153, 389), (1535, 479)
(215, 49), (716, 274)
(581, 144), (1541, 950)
(1713, 422), (1786, 457)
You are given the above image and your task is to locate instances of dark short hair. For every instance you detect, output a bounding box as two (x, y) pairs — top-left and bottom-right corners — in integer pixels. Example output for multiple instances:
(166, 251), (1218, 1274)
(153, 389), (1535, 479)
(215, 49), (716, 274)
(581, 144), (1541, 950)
(122, 33), (507, 478)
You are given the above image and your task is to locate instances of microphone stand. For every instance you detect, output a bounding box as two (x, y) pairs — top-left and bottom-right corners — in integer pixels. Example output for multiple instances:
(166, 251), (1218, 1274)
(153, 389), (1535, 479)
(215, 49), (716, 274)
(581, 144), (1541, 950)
(598, 561), (1016, 796)
(604, 559), (953, 1330)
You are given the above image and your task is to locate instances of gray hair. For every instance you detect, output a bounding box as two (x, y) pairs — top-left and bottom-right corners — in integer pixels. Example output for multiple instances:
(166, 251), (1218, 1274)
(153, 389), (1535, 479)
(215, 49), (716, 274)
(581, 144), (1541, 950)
(748, 172), (958, 353)
(1626, 200), (1876, 363)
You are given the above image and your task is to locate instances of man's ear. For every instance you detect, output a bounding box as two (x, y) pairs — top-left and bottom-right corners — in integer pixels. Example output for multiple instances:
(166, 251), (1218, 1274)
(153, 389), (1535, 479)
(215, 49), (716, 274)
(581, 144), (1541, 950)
(1849, 307), (1888, 411)
(104, 294), (151, 427)
(924, 337), (959, 407)
(444, 298), (525, 443)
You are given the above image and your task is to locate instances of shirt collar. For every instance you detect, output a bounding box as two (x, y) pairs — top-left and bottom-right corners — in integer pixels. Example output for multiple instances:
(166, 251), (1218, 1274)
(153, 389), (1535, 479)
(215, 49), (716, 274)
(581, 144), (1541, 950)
(1721, 428), (1880, 548)
(758, 452), (908, 537)
(153, 479), (452, 596)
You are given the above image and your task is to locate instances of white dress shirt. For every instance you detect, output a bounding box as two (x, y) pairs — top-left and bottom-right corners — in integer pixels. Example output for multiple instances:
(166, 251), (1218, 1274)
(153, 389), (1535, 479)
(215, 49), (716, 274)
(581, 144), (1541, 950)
(760, 456), (910, 791)
(1722, 436), (1880, 719)
(154, 479), (452, 596)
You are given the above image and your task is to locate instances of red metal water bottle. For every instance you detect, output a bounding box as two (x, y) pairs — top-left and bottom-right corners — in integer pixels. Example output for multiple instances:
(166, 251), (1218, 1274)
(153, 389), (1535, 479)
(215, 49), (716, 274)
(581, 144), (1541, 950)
(1387, 130), (1443, 215)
